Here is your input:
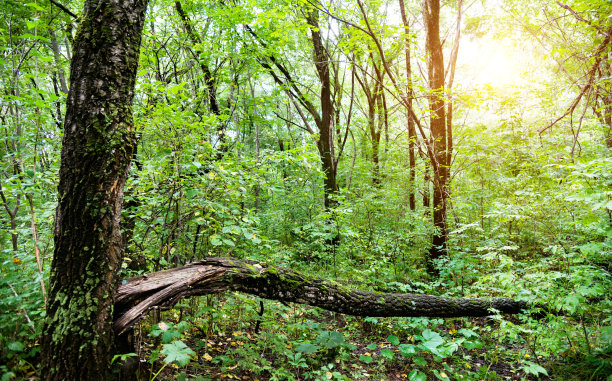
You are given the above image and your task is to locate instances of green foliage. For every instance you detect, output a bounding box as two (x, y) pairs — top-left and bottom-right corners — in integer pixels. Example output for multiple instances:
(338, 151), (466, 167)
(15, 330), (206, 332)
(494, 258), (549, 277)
(161, 341), (196, 367)
(1, 0), (612, 378)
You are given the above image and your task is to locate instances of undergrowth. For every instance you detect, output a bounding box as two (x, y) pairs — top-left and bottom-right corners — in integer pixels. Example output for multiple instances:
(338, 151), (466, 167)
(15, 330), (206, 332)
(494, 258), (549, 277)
(101, 241), (612, 381)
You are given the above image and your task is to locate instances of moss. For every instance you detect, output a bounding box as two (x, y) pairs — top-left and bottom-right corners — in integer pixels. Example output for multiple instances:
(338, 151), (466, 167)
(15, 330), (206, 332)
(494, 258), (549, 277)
(280, 276), (301, 290)
(100, 26), (113, 43)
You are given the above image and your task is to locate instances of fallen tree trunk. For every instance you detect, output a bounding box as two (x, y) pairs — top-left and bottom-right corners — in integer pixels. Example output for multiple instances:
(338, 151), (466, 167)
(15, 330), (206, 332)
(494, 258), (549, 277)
(113, 257), (533, 335)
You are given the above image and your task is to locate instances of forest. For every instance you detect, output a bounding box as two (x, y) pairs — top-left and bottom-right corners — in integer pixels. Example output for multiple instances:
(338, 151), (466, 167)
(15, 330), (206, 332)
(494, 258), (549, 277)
(0, 0), (611, 379)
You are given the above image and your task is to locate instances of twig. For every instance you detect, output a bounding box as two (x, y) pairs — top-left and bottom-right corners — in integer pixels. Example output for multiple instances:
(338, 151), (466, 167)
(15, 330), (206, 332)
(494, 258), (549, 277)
(49, 0), (77, 19)
(7, 282), (36, 333)
(570, 87), (592, 158)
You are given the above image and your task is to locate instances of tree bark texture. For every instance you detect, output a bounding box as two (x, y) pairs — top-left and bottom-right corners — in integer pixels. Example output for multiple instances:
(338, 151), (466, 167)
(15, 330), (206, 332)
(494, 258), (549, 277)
(40, 0), (148, 379)
(594, 57), (612, 148)
(306, 10), (338, 209)
(114, 257), (533, 335)
(423, 0), (449, 273)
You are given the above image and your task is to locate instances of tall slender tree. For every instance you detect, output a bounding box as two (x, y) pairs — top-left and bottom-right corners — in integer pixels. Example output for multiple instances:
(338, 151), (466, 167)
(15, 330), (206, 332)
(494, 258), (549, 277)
(422, 0), (449, 272)
(399, 0), (417, 211)
(354, 53), (386, 186)
(246, 6), (351, 210)
(306, 8), (339, 208)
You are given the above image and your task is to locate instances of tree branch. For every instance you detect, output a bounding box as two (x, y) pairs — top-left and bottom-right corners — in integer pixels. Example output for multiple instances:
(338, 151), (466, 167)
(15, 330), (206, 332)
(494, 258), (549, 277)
(556, 1), (610, 38)
(49, 0), (77, 19)
(539, 35), (611, 134)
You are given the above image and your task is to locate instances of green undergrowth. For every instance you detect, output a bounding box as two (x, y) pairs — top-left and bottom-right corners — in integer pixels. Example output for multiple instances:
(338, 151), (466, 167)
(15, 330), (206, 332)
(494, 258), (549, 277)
(1, 214), (611, 380)
(114, 243), (611, 381)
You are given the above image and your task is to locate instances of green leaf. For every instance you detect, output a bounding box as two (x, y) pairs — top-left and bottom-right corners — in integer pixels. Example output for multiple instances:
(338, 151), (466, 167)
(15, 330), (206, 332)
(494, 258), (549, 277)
(161, 341), (195, 367)
(186, 189), (199, 198)
(222, 225), (241, 234)
(399, 344), (417, 357)
(295, 343), (319, 354)
(359, 355), (373, 363)
(408, 369), (427, 381)
(413, 356), (427, 366)
(315, 331), (346, 349)
(161, 329), (181, 344)
(111, 352), (137, 365)
(458, 328), (479, 338)
(381, 348), (395, 359)
(419, 329), (444, 353)
(562, 295), (582, 313)
(387, 335), (400, 346)
(600, 326), (612, 342)
(463, 340), (484, 350)
(26, 2), (46, 11)
(522, 361), (548, 377)
(8, 341), (24, 352)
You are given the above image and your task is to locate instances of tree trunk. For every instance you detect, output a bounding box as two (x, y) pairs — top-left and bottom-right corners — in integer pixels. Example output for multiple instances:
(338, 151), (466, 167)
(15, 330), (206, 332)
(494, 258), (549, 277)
(399, 0), (417, 211)
(371, 125), (381, 186)
(423, 0), (448, 274)
(368, 81), (382, 187)
(40, 0), (148, 379)
(246, 16), (341, 210)
(113, 257), (537, 335)
(374, 69), (387, 186)
(306, 10), (338, 209)
(423, 160), (431, 214)
(50, 29), (68, 95)
(594, 61), (612, 148)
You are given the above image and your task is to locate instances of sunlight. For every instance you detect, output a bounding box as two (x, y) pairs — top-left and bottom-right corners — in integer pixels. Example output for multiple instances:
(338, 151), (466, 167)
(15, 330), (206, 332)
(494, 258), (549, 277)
(461, 37), (528, 88)
(478, 45), (524, 86)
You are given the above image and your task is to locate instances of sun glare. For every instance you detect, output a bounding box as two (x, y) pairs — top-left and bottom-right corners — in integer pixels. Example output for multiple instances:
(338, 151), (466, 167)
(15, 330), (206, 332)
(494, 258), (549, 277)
(461, 37), (528, 89)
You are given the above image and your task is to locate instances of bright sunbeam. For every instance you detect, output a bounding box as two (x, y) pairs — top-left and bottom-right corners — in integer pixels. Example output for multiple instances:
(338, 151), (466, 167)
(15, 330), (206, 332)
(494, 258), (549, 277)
(461, 37), (528, 88)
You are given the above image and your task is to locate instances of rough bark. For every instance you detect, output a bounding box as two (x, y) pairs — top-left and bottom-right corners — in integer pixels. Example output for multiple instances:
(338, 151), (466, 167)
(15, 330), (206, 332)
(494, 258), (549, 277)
(114, 257), (534, 335)
(40, 0), (148, 379)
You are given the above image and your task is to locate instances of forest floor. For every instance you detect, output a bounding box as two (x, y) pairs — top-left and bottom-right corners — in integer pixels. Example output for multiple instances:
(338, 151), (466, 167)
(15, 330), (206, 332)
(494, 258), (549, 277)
(135, 296), (559, 381)
(113, 249), (612, 381)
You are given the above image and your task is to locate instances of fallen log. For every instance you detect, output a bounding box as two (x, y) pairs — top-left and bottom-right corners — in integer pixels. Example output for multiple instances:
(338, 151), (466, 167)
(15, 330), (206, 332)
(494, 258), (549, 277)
(113, 257), (535, 335)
